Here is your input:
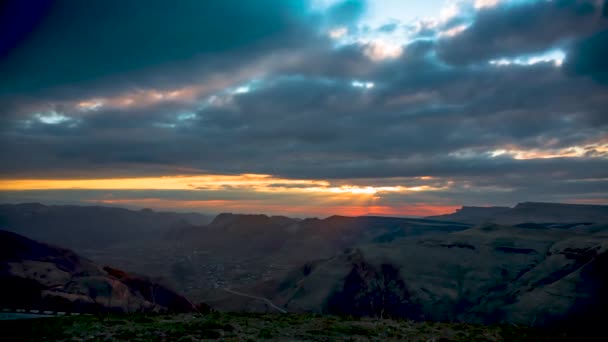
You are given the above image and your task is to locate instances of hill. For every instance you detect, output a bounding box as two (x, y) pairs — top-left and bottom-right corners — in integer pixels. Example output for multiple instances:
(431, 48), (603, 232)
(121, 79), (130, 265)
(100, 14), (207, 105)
(264, 223), (608, 332)
(425, 206), (511, 223)
(426, 202), (608, 225)
(6, 202), (608, 333)
(160, 214), (472, 304)
(0, 230), (196, 314)
(0, 203), (212, 250)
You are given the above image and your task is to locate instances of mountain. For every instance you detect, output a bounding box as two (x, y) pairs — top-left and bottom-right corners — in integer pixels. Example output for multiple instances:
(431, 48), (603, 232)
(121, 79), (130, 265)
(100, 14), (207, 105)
(426, 202), (608, 225)
(264, 223), (608, 331)
(169, 214), (471, 261)
(166, 213), (300, 256)
(0, 206), (472, 296)
(426, 206), (511, 223)
(494, 202), (608, 225)
(168, 213), (470, 259)
(3, 202), (607, 334)
(159, 214), (472, 305)
(0, 230), (197, 314)
(272, 215), (472, 264)
(0, 203), (212, 250)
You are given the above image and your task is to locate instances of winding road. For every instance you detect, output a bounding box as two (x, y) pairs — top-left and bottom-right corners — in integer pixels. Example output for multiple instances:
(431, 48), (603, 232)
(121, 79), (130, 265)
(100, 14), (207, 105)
(222, 288), (287, 313)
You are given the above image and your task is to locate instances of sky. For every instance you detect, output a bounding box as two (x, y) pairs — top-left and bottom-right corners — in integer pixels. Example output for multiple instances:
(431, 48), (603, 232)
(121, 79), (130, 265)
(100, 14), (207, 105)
(0, 0), (607, 217)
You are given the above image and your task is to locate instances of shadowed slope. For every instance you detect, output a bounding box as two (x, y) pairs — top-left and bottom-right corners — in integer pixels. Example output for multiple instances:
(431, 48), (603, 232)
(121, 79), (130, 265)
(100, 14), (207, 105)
(427, 202), (608, 225)
(0, 230), (196, 314)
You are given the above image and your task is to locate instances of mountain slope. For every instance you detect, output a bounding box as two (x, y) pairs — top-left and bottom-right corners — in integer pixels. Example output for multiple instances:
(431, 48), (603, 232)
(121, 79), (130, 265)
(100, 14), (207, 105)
(0, 203), (212, 250)
(0, 230), (196, 313)
(426, 206), (511, 223)
(161, 214), (471, 306)
(427, 202), (608, 225)
(267, 224), (608, 330)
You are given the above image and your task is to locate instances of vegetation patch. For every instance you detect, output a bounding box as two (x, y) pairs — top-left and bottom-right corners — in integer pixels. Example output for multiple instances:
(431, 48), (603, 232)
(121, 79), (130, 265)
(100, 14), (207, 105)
(0, 312), (578, 341)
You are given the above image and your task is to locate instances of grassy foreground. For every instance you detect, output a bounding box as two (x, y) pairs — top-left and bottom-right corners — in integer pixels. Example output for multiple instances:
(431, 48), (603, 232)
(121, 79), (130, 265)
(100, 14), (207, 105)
(0, 312), (572, 341)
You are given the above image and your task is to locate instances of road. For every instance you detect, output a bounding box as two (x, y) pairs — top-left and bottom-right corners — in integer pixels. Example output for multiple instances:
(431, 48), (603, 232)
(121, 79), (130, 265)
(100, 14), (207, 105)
(222, 288), (287, 313)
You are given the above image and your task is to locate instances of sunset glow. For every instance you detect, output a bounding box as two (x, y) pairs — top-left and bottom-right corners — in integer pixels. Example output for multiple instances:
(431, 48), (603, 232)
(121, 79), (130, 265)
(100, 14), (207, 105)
(0, 174), (327, 191)
(0, 174), (456, 216)
(83, 198), (459, 217)
(0, 174), (448, 195)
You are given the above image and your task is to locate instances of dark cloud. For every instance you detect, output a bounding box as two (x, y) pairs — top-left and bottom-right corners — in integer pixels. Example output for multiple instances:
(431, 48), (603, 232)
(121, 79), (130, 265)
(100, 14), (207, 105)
(1, 0), (607, 208)
(564, 29), (608, 83)
(0, 0), (315, 97)
(273, 43), (375, 79)
(2, 57), (606, 182)
(437, 0), (607, 65)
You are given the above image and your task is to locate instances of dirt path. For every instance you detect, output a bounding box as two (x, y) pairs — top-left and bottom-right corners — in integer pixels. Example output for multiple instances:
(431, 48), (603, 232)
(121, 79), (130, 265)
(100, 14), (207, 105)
(222, 288), (287, 313)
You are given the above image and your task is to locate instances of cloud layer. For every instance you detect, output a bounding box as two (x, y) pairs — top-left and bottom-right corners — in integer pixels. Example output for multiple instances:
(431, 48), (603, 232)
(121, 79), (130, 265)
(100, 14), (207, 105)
(1, 0), (607, 214)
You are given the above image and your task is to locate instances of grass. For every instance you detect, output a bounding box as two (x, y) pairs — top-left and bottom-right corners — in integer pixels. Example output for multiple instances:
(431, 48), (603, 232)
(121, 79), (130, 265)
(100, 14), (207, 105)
(0, 312), (576, 341)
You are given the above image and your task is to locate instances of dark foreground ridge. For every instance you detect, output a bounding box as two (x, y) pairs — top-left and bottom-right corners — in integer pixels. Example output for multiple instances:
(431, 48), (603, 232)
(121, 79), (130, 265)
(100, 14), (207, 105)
(0, 312), (575, 341)
(0, 230), (197, 314)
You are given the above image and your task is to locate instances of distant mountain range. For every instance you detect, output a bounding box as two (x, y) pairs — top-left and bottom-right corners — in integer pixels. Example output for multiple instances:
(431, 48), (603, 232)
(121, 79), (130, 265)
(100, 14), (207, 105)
(0, 203), (212, 250)
(426, 202), (608, 225)
(167, 213), (472, 265)
(2, 202), (605, 254)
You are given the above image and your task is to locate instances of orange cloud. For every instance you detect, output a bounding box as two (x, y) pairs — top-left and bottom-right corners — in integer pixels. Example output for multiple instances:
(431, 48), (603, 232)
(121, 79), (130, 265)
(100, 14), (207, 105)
(0, 174), (448, 195)
(0, 174), (325, 191)
(76, 86), (203, 111)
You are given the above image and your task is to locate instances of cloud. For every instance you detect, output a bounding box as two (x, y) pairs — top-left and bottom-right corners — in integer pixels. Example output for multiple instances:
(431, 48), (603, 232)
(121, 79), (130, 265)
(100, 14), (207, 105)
(2, 59), (607, 182)
(325, 0), (367, 26)
(564, 29), (608, 84)
(0, 0), (316, 98)
(377, 22), (398, 33)
(437, 0), (607, 65)
(1, 0), (608, 210)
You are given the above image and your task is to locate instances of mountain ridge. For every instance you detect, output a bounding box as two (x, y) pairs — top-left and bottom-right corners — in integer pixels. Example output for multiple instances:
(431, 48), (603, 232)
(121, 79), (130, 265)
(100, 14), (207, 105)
(265, 222), (608, 330)
(426, 202), (608, 225)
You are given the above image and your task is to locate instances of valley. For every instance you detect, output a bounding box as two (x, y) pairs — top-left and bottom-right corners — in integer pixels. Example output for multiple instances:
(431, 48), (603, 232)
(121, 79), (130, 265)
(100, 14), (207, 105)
(1, 202), (608, 337)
